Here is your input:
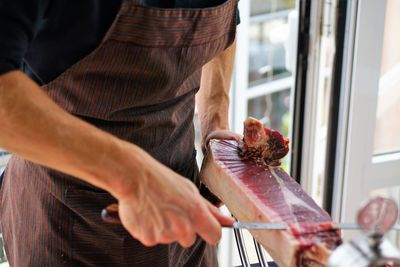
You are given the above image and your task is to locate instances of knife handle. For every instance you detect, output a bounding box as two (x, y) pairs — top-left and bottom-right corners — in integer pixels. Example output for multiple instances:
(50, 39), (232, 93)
(101, 203), (122, 224)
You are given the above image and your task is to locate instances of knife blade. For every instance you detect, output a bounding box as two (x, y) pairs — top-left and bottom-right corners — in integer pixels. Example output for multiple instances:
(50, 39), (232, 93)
(223, 222), (400, 231)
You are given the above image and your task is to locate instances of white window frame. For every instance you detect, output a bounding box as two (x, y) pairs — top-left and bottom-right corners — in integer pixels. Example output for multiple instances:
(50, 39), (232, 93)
(331, 0), (400, 231)
(221, 1), (299, 266)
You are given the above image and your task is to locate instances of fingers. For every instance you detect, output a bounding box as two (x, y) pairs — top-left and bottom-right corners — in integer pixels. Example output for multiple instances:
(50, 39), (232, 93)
(193, 201), (223, 245)
(140, 233), (158, 247)
(206, 201), (235, 226)
(206, 130), (243, 143)
(153, 203), (224, 247)
(147, 202), (227, 247)
(177, 233), (197, 248)
(118, 168), (226, 248)
(202, 130), (243, 153)
(126, 207), (223, 247)
(125, 207), (198, 248)
(155, 223), (198, 248)
(127, 224), (159, 247)
(173, 200), (230, 247)
(175, 224), (197, 248)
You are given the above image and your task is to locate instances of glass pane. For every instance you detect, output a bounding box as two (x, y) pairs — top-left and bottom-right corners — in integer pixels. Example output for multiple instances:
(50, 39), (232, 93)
(247, 89), (291, 171)
(247, 89), (291, 136)
(250, 0), (296, 17)
(248, 19), (292, 87)
(374, 0), (400, 155)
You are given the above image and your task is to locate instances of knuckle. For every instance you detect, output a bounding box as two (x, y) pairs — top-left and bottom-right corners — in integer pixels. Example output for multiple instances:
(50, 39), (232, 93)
(159, 227), (176, 244)
(192, 201), (207, 218)
(194, 205), (208, 221)
(188, 234), (197, 246)
(210, 229), (221, 244)
(141, 237), (157, 247)
(139, 230), (158, 247)
(185, 180), (199, 194)
(179, 234), (197, 248)
(174, 222), (190, 239)
(159, 235), (175, 244)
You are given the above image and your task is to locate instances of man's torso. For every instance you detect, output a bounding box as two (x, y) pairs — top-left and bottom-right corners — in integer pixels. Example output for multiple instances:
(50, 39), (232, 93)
(0, 0), (228, 84)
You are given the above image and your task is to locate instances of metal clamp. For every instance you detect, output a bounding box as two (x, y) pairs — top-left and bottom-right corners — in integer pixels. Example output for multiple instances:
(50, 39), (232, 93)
(234, 228), (251, 267)
(253, 238), (269, 267)
(233, 226), (272, 267)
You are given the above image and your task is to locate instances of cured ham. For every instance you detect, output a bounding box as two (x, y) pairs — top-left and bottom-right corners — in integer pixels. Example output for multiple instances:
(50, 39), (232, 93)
(200, 119), (342, 267)
(240, 117), (289, 166)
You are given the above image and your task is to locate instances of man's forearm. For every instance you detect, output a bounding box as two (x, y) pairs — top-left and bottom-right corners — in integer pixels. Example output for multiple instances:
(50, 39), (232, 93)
(0, 71), (236, 247)
(0, 71), (141, 197)
(196, 40), (236, 142)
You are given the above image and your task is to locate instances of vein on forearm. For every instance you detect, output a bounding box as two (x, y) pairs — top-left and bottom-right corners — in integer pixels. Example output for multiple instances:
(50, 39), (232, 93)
(197, 40), (236, 139)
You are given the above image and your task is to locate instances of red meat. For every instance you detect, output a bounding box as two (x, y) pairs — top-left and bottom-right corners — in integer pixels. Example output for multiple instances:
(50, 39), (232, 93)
(240, 117), (289, 166)
(200, 119), (341, 267)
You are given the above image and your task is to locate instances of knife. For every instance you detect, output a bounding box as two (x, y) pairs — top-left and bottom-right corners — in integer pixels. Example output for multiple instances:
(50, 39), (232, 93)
(225, 222), (400, 231)
(101, 205), (400, 231)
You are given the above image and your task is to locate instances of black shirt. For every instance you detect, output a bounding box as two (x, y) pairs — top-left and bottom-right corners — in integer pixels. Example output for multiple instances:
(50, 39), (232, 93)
(0, 0), (237, 85)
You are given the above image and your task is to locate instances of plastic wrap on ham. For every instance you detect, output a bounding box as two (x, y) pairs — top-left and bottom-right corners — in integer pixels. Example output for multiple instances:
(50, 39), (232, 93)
(200, 122), (342, 267)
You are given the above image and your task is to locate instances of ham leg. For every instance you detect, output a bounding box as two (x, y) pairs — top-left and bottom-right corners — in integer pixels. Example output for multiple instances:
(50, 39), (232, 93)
(200, 138), (342, 267)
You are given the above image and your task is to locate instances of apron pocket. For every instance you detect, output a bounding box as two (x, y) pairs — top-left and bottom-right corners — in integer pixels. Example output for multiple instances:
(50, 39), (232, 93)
(65, 189), (130, 266)
(65, 189), (173, 266)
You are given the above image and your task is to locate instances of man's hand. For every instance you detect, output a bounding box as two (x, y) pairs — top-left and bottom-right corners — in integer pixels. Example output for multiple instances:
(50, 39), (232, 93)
(115, 145), (235, 247)
(202, 129), (242, 154)
(200, 129), (242, 207)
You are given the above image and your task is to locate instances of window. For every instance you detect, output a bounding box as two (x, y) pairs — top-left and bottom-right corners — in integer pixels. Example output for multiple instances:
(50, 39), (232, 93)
(373, 0), (400, 155)
(213, 1), (299, 266)
(231, 0), (297, 170)
(330, 0), (400, 245)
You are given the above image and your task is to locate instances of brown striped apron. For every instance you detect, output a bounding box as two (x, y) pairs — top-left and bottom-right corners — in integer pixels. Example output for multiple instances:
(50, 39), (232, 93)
(0, 0), (237, 266)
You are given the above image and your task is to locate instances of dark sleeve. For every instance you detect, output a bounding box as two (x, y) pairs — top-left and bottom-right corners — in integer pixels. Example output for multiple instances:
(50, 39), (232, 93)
(0, 0), (50, 75)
